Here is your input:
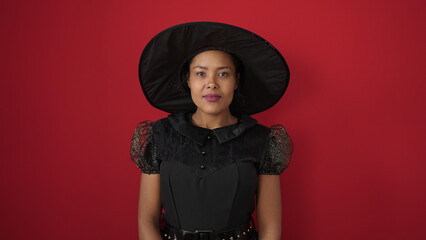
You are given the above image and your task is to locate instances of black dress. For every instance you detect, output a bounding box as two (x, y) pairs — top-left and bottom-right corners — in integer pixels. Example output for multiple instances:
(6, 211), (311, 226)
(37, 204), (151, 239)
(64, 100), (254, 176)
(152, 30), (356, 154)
(130, 112), (294, 236)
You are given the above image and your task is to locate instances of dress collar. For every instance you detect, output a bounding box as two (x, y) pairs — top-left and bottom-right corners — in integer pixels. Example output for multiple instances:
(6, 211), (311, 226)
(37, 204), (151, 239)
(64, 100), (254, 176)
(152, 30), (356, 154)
(167, 112), (258, 145)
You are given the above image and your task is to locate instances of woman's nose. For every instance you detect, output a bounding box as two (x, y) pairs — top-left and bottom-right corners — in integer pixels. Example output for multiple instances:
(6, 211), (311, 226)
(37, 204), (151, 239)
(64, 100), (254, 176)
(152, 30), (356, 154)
(206, 82), (218, 89)
(206, 76), (218, 89)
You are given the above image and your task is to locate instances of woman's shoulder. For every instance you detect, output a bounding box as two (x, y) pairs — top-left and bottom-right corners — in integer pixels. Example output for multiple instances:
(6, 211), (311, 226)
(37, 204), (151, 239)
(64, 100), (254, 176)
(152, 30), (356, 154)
(130, 120), (159, 173)
(254, 121), (290, 134)
(258, 122), (294, 174)
(133, 116), (171, 131)
(258, 122), (292, 148)
(133, 119), (154, 131)
(252, 122), (290, 136)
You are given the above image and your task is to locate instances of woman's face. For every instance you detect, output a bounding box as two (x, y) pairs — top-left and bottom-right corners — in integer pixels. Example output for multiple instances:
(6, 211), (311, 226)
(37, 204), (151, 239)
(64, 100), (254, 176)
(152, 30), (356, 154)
(187, 50), (238, 115)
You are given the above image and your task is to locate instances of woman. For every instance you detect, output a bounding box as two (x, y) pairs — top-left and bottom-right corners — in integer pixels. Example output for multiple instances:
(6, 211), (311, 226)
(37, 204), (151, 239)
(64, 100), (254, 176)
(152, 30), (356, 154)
(131, 22), (294, 240)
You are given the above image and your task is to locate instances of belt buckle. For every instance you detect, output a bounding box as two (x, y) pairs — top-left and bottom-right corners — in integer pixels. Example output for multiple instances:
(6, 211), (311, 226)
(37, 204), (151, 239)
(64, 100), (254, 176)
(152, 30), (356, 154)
(194, 229), (214, 240)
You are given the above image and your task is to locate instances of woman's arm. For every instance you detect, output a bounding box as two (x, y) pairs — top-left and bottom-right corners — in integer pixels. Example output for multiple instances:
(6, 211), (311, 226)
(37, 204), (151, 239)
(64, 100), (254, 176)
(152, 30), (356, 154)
(256, 175), (282, 240)
(138, 173), (162, 240)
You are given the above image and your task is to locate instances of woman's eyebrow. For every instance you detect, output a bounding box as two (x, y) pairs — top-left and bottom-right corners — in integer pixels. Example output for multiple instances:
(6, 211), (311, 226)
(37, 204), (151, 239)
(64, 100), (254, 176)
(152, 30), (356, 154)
(193, 65), (207, 69)
(217, 66), (231, 70)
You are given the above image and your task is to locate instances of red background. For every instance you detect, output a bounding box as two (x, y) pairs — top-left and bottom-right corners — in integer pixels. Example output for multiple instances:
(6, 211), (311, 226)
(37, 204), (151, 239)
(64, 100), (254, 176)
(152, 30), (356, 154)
(1, 0), (425, 239)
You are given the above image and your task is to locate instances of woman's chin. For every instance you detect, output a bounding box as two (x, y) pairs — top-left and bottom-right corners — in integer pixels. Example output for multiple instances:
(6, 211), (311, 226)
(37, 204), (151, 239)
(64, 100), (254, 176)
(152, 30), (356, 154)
(195, 105), (230, 115)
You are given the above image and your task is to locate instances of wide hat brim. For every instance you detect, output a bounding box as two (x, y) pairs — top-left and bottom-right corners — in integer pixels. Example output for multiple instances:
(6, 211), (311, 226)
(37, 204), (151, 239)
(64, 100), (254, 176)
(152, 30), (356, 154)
(139, 21), (290, 115)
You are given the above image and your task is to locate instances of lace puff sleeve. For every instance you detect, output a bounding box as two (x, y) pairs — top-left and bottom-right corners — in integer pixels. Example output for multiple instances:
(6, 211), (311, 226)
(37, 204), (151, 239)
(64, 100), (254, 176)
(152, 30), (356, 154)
(130, 120), (160, 174)
(259, 124), (294, 175)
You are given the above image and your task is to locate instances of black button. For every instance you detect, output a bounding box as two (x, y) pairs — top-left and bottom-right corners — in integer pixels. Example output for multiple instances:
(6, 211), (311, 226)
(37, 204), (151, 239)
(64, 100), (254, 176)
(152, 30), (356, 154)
(201, 151), (207, 156)
(200, 165), (206, 169)
(207, 135), (211, 140)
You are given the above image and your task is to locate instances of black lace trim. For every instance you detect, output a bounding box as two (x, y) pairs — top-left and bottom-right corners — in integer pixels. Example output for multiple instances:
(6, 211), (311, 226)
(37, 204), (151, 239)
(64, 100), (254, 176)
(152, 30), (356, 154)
(259, 124), (294, 175)
(130, 120), (160, 174)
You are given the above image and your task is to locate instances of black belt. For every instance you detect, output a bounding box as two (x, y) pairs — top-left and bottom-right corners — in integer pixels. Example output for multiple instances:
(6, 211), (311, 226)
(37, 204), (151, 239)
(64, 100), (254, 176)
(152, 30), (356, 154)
(161, 219), (257, 240)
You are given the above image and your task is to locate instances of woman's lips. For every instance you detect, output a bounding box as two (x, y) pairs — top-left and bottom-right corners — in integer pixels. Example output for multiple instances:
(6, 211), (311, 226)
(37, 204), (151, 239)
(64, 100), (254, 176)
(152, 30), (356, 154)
(203, 94), (221, 102)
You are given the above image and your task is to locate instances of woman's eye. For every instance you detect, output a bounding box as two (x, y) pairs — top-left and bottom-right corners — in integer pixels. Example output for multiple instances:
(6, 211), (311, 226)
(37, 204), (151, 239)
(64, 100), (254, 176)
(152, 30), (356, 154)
(218, 72), (229, 77)
(196, 72), (206, 76)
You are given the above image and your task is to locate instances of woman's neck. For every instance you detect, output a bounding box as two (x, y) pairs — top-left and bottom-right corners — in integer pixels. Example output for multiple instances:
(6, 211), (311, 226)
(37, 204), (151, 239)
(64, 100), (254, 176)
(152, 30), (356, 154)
(190, 109), (238, 130)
